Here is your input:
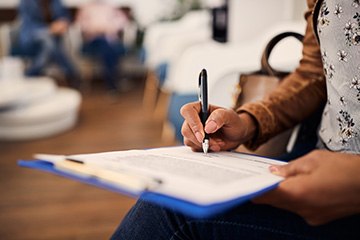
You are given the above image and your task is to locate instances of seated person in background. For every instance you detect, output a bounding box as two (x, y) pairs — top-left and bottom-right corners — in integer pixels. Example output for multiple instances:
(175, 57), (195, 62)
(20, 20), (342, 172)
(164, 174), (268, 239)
(111, 0), (360, 239)
(76, 0), (131, 92)
(17, 0), (81, 88)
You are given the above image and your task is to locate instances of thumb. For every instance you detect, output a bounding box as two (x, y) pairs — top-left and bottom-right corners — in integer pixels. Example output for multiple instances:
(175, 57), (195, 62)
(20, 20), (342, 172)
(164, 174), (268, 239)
(204, 108), (231, 134)
(269, 156), (315, 178)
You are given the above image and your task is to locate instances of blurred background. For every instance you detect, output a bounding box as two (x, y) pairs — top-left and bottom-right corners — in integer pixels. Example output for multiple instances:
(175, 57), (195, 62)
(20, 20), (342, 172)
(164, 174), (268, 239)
(0, 0), (306, 239)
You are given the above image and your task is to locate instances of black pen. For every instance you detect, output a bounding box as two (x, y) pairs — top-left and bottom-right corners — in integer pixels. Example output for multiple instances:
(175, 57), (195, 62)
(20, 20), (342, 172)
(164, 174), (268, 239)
(198, 69), (209, 154)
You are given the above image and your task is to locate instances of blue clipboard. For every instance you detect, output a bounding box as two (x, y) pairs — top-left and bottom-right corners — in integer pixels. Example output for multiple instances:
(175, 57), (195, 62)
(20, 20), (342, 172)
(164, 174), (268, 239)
(18, 159), (279, 218)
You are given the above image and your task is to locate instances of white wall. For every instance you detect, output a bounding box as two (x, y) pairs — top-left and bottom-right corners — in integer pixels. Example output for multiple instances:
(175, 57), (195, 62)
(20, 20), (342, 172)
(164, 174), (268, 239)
(0, 0), (182, 28)
(293, 0), (307, 20)
(228, 0), (307, 43)
(0, 0), (18, 8)
(0, 0), (132, 8)
(0, 0), (307, 32)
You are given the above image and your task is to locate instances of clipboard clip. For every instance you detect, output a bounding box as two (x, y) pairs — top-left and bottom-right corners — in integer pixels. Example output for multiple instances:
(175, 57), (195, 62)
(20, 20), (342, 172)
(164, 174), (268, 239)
(55, 159), (163, 192)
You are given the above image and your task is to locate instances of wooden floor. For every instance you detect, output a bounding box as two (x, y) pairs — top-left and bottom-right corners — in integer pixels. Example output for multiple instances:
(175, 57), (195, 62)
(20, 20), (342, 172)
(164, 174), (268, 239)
(0, 78), (177, 240)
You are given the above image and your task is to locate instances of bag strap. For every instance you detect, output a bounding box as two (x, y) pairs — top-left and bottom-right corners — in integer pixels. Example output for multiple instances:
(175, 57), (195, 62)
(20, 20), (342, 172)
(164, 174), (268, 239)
(261, 31), (304, 77)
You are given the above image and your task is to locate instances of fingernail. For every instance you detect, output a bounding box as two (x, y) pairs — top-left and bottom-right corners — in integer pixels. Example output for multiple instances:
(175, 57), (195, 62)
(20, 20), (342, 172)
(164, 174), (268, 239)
(195, 132), (203, 143)
(205, 120), (217, 133)
(269, 165), (281, 175)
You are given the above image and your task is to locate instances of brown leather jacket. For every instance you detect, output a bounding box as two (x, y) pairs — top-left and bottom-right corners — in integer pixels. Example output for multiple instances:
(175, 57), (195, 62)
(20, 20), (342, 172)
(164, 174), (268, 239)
(237, 0), (326, 149)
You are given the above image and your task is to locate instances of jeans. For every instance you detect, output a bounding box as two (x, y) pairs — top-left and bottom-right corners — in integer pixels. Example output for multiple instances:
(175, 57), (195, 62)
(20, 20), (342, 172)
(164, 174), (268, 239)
(23, 29), (79, 87)
(111, 198), (360, 240)
(82, 37), (125, 90)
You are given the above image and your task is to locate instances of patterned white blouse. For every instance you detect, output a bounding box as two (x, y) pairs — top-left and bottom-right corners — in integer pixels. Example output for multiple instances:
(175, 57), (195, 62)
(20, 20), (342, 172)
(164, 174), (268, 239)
(317, 0), (360, 153)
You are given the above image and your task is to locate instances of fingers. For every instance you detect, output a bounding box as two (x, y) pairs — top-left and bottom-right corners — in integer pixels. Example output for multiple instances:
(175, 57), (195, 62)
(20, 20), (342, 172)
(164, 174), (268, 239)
(182, 121), (225, 152)
(181, 102), (234, 151)
(180, 103), (204, 143)
(182, 121), (202, 151)
(181, 102), (206, 151)
(269, 151), (320, 177)
(180, 102), (224, 142)
(269, 162), (311, 178)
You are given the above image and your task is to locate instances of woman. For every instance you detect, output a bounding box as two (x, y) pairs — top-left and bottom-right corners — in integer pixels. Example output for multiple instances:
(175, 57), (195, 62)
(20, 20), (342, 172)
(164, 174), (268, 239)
(76, 0), (129, 92)
(17, 0), (80, 88)
(111, 0), (360, 239)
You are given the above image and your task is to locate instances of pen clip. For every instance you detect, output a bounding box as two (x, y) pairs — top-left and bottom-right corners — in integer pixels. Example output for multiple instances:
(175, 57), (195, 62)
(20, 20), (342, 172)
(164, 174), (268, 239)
(198, 71), (203, 103)
(198, 69), (208, 112)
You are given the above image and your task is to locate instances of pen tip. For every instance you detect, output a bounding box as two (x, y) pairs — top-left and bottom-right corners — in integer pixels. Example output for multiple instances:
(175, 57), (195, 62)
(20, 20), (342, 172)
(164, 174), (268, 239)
(202, 140), (209, 155)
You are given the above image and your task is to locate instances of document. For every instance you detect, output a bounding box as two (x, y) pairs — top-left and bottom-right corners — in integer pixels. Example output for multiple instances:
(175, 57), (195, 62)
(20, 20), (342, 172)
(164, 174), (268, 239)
(19, 146), (286, 217)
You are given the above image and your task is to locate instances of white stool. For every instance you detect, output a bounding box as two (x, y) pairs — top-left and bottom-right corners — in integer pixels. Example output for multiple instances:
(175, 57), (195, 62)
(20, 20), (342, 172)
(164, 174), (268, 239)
(0, 78), (82, 141)
(0, 77), (57, 108)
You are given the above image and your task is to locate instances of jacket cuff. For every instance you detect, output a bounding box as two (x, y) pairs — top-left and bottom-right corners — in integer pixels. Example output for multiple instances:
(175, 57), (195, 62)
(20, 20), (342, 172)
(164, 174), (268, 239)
(236, 102), (276, 150)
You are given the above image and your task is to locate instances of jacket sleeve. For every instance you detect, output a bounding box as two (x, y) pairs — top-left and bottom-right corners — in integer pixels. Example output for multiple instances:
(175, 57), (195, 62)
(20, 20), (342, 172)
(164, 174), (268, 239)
(237, 0), (327, 150)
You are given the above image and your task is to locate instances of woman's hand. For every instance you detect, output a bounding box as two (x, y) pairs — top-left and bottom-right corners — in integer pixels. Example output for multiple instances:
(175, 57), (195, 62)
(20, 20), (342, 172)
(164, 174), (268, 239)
(254, 150), (360, 225)
(50, 19), (69, 35)
(180, 102), (257, 152)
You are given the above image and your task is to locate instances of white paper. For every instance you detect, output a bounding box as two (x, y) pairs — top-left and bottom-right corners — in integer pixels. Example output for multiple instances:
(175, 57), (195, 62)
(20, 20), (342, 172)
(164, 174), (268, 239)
(65, 146), (285, 205)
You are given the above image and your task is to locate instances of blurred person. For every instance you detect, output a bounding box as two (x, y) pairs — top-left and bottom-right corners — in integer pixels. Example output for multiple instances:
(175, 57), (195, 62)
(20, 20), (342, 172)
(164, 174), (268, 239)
(17, 0), (81, 88)
(111, 0), (360, 239)
(76, 0), (131, 93)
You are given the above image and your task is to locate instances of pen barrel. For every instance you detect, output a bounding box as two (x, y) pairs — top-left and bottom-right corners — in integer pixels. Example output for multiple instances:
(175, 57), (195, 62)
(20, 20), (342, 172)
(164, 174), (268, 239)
(199, 111), (209, 126)
(200, 111), (210, 139)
